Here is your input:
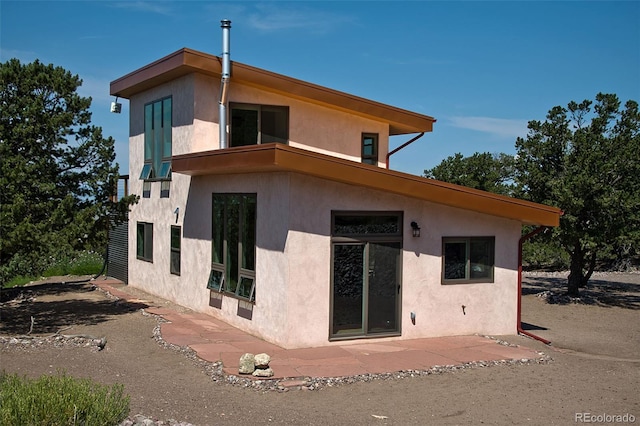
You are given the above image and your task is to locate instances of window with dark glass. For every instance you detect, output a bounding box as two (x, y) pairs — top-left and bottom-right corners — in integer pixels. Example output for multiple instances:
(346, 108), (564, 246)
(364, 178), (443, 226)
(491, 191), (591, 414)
(141, 97), (172, 181)
(361, 133), (378, 165)
(136, 222), (153, 262)
(333, 213), (401, 236)
(142, 181), (151, 198)
(208, 194), (257, 302)
(442, 237), (495, 283)
(170, 226), (181, 275)
(230, 104), (288, 146)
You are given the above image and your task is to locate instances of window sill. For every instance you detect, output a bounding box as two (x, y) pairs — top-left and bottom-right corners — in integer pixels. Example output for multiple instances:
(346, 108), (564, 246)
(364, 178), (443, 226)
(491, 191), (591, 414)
(441, 280), (494, 285)
(329, 331), (401, 342)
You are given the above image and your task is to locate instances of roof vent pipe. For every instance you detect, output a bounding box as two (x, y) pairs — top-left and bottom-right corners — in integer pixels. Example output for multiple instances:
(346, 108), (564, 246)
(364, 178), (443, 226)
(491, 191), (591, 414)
(219, 19), (231, 149)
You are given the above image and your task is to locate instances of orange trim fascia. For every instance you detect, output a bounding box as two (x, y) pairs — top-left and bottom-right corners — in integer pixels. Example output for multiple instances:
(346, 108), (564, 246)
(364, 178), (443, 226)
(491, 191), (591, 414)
(110, 48), (435, 135)
(173, 144), (562, 227)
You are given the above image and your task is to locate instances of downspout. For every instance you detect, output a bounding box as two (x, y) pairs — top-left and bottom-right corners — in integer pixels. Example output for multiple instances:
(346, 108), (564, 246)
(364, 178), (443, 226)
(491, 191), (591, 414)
(517, 226), (551, 345)
(386, 132), (424, 169)
(219, 19), (231, 149)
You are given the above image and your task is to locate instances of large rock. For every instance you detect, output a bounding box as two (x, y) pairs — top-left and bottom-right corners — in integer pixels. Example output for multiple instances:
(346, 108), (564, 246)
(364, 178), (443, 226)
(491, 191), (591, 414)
(252, 367), (274, 377)
(239, 353), (255, 374)
(254, 353), (271, 368)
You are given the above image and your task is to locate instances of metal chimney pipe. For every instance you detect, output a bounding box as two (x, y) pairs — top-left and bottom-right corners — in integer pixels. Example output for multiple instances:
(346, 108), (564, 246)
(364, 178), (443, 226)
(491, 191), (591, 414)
(219, 19), (231, 149)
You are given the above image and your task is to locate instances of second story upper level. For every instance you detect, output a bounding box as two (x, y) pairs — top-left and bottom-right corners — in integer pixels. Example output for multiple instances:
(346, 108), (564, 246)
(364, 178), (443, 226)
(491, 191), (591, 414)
(110, 47), (436, 176)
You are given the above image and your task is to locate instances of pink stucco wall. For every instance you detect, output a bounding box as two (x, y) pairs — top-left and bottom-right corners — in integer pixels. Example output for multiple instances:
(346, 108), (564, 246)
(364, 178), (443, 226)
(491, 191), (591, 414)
(126, 73), (522, 349)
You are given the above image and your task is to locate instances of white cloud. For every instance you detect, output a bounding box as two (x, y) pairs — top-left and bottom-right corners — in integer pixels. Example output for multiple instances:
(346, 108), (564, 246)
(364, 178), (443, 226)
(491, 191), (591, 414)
(111, 1), (173, 16)
(246, 4), (355, 34)
(448, 116), (529, 139)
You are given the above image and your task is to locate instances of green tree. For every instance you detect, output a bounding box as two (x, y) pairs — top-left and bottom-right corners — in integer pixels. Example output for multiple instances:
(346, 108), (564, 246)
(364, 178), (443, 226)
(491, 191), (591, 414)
(515, 93), (640, 296)
(425, 151), (568, 270)
(0, 59), (136, 284)
(424, 152), (516, 196)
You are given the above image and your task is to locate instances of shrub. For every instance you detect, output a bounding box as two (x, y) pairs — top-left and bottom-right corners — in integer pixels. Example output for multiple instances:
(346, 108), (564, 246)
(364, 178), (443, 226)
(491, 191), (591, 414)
(3, 275), (33, 289)
(0, 371), (130, 425)
(522, 239), (570, 271)
(1, 249), (105, 288)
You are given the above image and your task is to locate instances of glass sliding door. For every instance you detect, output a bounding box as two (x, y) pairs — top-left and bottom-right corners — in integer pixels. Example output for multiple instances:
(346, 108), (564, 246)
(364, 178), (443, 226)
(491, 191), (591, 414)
(332, 244), (365, 335)
(367, 242), (400, 334)
(330, 212), (402, 339)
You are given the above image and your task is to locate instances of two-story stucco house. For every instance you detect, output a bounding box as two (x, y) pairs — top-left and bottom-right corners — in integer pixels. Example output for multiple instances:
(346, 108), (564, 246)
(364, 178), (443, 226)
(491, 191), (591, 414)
(109, 22), (561, 349)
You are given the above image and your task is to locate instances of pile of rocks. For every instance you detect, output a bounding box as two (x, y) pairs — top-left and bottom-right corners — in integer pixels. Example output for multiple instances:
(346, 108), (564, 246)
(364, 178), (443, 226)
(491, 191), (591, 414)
(0, 335), (106, 351)
(118, 414), (194, 426)
(536, 290), (597, 305)
(238, 352), (274, 377)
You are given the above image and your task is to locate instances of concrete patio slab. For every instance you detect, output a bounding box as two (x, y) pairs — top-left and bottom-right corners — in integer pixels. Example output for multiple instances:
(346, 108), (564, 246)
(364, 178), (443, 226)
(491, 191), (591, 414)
(95, 279), (544, 381)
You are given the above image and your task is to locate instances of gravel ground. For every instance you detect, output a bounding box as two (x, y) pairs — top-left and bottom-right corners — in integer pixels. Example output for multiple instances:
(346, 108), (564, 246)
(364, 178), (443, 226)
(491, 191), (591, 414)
(1, 272), (638, 425)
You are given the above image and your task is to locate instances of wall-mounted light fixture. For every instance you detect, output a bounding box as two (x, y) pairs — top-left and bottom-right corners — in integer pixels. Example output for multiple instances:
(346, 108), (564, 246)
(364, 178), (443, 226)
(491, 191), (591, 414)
(174, 207), (180, 224)
(110, 97), (122, 114)
(410, 221), (421, 237)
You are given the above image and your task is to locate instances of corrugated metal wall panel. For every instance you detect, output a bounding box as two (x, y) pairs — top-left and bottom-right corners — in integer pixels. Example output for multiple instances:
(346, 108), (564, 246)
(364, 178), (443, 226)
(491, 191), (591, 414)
(108, 217), (128, 284)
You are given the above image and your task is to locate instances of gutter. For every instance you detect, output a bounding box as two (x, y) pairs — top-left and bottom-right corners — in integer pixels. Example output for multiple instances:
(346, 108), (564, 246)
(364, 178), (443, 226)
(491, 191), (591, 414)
(517, 226), (551, 345)
(386, 132), (424, 169)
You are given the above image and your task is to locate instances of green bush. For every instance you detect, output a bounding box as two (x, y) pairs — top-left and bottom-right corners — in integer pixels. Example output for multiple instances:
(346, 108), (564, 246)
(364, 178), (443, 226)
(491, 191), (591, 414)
(0, 371), (130, 426)
(522, 239), (570, 271)
(1, 249), (104, 288)
(43, 250), (104, 277)
(3, 275), (33, 289)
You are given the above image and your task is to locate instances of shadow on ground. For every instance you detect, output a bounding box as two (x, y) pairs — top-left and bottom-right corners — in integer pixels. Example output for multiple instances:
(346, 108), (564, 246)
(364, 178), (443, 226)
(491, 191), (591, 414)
(522, 275), (640, 309)
(0, 281), (148, 335)
(520, 322), (548, 331)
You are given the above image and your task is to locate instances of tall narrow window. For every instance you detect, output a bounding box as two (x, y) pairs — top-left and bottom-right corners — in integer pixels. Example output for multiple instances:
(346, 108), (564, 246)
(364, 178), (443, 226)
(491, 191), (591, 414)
(170, 226), (181, 275)
(361, 133), (378, 165)
(230, 103), (288, 147)
(209, 194), (257, 302)
(442, 237), (495, 283)
(141, 97), (172, 181)
(136, 222), (153, 262)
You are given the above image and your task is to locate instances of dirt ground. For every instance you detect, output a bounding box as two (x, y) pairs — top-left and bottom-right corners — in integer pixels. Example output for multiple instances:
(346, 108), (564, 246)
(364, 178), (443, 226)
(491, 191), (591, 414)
(1, 272), (639, 425)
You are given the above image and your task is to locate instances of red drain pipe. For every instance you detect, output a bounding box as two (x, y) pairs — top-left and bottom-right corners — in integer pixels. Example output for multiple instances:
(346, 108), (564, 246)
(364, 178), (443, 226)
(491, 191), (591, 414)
(517, 226), (551, 345)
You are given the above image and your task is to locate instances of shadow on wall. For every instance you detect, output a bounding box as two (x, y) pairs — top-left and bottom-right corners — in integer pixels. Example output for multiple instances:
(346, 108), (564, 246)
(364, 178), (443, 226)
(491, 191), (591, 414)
(181, 172), (522, 274)
(182, 174), (291, 253)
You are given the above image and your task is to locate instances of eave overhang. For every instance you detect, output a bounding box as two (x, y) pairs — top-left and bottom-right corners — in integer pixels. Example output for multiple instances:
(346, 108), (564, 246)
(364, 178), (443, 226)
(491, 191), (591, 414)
(110, 48), (435, 136)
(172, 144), (562, 227)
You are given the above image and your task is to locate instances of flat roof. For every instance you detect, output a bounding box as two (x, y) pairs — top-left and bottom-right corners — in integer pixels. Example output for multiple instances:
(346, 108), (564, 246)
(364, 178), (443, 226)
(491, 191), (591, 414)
(172, 144), (562, 227)
(110, 48), (435, 136)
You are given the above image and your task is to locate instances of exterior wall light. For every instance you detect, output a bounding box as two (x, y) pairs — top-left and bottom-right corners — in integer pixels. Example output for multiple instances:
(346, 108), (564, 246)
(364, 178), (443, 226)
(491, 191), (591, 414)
(110, 97), (122, 114)
(410, 221), (421, 237)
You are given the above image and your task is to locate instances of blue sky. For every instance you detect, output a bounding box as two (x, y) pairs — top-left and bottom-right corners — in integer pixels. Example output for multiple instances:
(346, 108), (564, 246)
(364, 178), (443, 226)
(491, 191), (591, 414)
(2, 1), (639, 176)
